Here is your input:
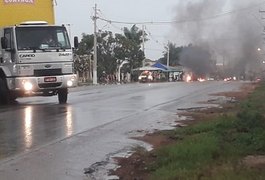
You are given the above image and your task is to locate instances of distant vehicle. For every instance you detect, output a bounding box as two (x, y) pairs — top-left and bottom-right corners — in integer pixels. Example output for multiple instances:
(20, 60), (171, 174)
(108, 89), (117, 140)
(207, 77), (215, 81)
(138, 71), (153, 83)
(224, 76), (237, 81)
(255, 77), (261, 82)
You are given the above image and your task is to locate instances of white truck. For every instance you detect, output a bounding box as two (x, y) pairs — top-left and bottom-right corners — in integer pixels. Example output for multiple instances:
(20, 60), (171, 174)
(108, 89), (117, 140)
(0, 21), (78, 104)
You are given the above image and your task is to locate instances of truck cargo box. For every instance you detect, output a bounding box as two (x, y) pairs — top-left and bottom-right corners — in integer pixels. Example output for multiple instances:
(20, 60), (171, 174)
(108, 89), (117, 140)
(0, 0), (55, 27)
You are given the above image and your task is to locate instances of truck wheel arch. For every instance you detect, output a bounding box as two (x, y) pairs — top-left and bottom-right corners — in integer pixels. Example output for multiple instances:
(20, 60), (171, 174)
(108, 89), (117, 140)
(0, 66), (12, 78)
(0, 77), (9, 105)
(0, 68), (6, 79)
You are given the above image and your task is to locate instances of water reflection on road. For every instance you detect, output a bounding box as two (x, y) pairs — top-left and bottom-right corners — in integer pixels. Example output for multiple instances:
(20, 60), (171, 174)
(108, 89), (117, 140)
(0, 103), (74, 160)
(66, 106), (73, 137)
(24, 106), (33, 149)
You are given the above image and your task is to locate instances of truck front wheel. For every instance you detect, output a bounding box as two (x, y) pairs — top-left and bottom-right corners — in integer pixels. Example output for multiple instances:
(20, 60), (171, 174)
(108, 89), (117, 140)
(58, 88), (68, 104)
(0, 78), (9, 105)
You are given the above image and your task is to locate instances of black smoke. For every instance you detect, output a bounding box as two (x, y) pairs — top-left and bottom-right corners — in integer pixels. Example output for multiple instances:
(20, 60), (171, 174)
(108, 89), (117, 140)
(171, 0), (264, 79)
(180, 44), (215, 76)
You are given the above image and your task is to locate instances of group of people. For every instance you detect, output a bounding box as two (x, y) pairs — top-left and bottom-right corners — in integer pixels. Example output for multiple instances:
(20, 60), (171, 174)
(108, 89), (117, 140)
(99, 72), (131, 84)
(99, 73), (117, 84)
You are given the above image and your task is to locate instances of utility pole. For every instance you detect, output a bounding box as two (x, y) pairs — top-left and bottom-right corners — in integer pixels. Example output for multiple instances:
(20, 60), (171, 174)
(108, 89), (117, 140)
(259, 9), (265, 77)
(92, 4), (98, 85)
(167, 41), (170, 67)
(142, 25), (145, 67)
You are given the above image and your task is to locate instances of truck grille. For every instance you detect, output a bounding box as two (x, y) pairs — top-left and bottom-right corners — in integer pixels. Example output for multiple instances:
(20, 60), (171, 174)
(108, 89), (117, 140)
(38, 82), (62, 89)
(34, 69), (62, 76)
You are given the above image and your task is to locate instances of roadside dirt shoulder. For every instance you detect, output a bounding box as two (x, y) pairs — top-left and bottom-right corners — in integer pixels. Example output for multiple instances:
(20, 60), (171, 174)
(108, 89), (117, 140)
(111, 82), (258, 180)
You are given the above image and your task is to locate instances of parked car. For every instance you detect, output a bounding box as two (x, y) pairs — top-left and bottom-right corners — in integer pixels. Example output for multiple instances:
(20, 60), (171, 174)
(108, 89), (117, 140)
(138, 71), (153, 83)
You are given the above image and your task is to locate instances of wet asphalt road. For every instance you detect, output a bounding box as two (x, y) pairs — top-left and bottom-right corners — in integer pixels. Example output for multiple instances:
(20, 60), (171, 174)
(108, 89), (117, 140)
(0, 81), (244, 179)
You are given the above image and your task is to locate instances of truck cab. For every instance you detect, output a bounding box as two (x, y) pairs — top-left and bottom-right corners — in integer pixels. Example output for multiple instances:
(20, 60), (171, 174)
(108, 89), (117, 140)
(0, 21), (77, 104)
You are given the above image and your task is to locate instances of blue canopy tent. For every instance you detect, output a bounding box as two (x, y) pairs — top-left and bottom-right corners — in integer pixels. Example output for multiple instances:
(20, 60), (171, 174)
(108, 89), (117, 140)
(133, 66), (165, 71)
(152, 62), (183, 72)
(152, 62), (168, 71)
(152, 62), (184, 81)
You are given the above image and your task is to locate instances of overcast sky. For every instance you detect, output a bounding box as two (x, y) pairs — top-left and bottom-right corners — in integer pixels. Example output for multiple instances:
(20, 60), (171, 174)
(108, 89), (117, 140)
(55, 0), (178, 60)
(55, 0), (265, 62)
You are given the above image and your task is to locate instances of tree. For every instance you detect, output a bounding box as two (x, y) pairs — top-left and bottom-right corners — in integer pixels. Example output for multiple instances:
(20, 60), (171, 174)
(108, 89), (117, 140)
(119, 25), (146, 71)
(75, 31), (118, 81)
(74, 33), (94, 82)
(73, 54), (91, 82)
(97, 30), (118, 78)
(75, 25), (147, 82)
(76, 33), (94, 55)
(159, 42), (183, 66)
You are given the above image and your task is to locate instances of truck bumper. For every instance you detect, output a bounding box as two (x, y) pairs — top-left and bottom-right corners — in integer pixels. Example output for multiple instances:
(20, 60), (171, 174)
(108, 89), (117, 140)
(6, 74), (77, 92)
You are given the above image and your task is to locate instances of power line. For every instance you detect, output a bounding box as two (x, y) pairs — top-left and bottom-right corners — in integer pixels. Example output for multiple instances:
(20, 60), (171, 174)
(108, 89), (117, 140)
(108, 23), (124, 33)
(98, 1), (265, 25)
(97, 8), (125, 33)
(145, 48), (165, 52)
(145, 27), (165, 48)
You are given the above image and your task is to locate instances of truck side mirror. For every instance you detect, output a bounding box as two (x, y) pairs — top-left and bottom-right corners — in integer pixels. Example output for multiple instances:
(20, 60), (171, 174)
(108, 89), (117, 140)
(74, 36), (79, 49)
(1, 37), (8, 49)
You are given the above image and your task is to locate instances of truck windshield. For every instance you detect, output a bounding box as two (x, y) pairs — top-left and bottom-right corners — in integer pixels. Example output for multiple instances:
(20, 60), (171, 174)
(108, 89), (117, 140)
(16, 26), (71, 51)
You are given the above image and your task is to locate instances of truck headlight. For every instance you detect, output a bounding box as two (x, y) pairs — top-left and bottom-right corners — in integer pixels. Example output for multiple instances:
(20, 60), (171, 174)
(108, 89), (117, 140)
(67, 75), (77, 87)
(23, 81), (33, 91)
(67, 80), (73, 87)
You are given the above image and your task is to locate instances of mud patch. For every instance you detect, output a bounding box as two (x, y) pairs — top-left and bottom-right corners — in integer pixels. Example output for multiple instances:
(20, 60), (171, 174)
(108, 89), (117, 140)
(243, 155), (265, 169)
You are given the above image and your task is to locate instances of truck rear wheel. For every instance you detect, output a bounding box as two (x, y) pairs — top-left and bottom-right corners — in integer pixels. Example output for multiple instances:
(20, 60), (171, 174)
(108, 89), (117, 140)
(58, 88), (68, 104)
(0, 78), (9, 105)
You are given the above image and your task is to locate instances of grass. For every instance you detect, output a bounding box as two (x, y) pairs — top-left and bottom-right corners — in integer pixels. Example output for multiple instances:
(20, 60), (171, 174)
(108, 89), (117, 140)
(149, 83), (265, 180)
